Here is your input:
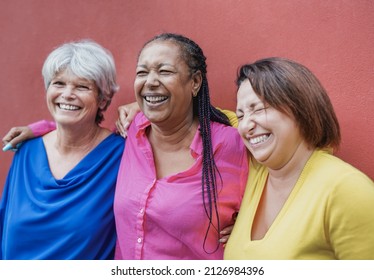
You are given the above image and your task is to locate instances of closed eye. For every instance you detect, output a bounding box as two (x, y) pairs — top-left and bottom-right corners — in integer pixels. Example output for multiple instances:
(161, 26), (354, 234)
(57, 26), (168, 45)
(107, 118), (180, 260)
(236, 111), (243, 122)
(159, 69), (174, 75)
(136, 70), (148, 77)
(252, 106), (269, 115)
(254, 108), (265, 113)
(52, 81), (65, 86)
(76, 85), (90, 91)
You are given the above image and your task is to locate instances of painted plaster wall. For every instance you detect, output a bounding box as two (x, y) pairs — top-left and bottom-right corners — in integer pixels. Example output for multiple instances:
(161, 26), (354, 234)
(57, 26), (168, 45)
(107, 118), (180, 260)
(0, 0), (373, 193)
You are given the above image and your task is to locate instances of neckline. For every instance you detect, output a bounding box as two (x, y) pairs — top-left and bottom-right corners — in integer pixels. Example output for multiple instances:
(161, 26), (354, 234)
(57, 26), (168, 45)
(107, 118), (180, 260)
(249, 151), (315, 241)
(40, 133), (116, 181)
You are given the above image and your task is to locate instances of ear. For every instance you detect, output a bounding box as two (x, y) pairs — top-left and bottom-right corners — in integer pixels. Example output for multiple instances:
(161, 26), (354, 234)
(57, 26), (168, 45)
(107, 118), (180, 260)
(191, 70), (202, 97)
(98, 99), (107, 110)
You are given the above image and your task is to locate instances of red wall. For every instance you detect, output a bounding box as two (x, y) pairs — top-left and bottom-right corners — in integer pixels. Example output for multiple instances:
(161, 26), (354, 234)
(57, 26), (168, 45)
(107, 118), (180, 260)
(1, 0), (373, 194)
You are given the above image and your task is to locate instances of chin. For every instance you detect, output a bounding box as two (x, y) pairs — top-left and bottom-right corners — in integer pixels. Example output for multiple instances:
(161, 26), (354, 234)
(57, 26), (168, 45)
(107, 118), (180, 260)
(251, 150), (271, 164)
(145, 109), (168, 122)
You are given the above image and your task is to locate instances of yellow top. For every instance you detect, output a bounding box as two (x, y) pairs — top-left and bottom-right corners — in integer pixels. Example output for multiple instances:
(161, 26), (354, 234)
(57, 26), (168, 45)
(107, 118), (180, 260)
(224, 149), (374, 259)
(219, 108), (239, 127)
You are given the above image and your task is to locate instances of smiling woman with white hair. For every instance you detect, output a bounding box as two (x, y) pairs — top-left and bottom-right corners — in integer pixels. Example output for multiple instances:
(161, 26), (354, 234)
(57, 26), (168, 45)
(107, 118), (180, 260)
(0, 40), (124, 259)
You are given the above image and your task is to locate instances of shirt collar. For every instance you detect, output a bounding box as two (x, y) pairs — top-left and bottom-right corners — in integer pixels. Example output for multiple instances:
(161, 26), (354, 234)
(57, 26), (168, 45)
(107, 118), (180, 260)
(134, 112), (202, 158)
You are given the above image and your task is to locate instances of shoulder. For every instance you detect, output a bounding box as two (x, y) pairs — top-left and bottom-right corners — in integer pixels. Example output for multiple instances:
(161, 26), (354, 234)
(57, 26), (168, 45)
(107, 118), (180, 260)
(103, 133), (125, 150)
(311, 150), (372, 184)
(133, 112), (149, 127)
(15, 137), (43, 152)
(8, 138), (44, 167)
(210, 121), (242, 147)
(308, 150), (374, 201)
(210, 122), (247, 164)
(127, 112), (150, 136)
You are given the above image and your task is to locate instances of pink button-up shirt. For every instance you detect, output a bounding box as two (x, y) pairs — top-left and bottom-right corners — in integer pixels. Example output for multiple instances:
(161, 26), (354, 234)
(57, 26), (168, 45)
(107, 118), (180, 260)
(114, 112), (248, 260)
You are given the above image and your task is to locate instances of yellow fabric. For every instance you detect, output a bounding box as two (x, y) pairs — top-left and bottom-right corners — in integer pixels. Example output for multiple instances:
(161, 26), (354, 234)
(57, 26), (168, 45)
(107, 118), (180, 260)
(218, 108), (238, 127)
(224, 149), (374, 259)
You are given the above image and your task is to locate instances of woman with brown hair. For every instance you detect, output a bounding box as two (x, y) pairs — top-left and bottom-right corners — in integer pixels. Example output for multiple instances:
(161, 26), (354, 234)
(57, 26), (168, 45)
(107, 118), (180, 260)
(225, 57), (374, 259)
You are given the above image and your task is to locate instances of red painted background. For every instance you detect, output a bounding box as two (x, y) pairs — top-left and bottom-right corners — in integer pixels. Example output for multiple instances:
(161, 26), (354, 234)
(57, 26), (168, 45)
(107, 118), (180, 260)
(0, 0), (373, 194)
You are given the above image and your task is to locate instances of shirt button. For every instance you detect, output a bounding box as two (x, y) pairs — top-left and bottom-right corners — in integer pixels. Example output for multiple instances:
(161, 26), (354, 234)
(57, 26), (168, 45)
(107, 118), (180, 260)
(140, 208), (144, 214)
(137, 238), (142, 243)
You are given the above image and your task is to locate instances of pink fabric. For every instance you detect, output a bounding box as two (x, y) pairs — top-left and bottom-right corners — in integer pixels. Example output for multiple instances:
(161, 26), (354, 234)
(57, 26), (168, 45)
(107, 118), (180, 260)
(114, 112), (248, 260)
(29, 120), (117, 135)
(29, 120), (56, 136)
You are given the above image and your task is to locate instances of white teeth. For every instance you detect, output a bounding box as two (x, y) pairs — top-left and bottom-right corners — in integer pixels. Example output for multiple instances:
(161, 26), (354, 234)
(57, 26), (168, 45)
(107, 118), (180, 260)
(250, 134), (269, 145)
(59, 104), (80, 111)
(144, 96), (168, 103)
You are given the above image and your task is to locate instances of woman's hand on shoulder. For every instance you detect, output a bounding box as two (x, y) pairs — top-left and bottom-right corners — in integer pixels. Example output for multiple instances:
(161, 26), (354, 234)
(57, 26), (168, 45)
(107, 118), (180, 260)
(115, 102), (140, 138)
(219, 224), (234, 246)
(2, 126), (34, 152)
(219, 212), (238, 246)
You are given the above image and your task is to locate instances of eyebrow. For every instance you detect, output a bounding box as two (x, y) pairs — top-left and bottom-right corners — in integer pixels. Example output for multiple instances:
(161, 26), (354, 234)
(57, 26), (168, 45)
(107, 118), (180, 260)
(248, 101), (264, 109)
(51, 76), (93, 84)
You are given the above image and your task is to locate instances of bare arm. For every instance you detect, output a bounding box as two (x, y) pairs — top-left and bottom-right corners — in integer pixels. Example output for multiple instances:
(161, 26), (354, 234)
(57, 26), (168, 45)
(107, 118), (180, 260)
(2, 126), (34, 151)
(2, 120), (56, 152)
(2, 101), (140, 152)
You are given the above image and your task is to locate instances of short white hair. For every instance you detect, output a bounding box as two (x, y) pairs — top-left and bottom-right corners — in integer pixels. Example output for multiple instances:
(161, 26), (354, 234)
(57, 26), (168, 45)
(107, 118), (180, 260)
(42, 39), (119, 123)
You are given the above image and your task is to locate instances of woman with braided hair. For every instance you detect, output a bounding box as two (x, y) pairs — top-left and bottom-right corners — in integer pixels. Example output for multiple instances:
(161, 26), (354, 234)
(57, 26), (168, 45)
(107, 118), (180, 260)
(113, 33), (247, 259)
(2, 33), (248, 260)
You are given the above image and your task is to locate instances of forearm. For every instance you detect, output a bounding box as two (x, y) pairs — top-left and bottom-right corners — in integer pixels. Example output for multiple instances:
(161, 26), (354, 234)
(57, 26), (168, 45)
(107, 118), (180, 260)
(29, 120), (56, 136)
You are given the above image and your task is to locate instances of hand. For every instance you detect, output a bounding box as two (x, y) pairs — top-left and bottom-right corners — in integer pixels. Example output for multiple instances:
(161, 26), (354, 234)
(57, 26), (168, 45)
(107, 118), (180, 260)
(2, 126), (34, 152)
(115, 102), (140, 138)
(219, 224), (234, 246)
(219, 212), (238, 246)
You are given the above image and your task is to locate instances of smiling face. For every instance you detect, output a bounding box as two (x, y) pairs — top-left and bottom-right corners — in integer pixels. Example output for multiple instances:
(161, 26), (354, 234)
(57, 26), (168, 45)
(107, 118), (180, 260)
(236, 79), (306, 169)
(134, 40), (200, 126)
(46, 69), (102, 127)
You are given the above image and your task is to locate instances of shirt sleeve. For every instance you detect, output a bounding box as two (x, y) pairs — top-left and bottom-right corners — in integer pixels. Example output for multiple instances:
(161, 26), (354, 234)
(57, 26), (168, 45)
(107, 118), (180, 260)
(327, 172), (374, 259)
(28, 120), (56, 136)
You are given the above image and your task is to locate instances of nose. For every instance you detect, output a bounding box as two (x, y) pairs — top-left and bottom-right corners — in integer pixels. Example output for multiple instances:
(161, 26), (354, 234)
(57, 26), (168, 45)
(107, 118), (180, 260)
(145, 71), (160, 87)
(61, 85), (75, 99)
(240, 114), (256, 134)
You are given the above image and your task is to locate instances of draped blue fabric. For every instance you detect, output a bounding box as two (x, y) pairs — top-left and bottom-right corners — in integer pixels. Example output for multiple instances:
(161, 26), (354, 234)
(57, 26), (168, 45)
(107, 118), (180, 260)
(0, 133), (125, 259)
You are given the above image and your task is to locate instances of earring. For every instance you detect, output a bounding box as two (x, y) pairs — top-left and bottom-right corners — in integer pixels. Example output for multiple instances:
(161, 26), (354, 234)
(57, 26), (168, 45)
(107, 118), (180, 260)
(193, 91), (197, 97)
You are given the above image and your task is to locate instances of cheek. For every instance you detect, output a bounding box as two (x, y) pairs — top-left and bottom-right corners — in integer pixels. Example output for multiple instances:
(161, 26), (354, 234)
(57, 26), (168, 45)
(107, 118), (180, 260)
(237, 122), (247, 138)
(237, 121), (243, 133)
(133, 83), (143, 102)
(45, 91), (56, 103)
(237, 130), (251, 150)
(133, 79), (144, 94)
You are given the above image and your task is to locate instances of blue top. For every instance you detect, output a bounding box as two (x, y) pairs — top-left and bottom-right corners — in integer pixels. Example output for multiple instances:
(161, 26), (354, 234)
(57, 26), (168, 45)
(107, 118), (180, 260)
(0, 133), (125, 259)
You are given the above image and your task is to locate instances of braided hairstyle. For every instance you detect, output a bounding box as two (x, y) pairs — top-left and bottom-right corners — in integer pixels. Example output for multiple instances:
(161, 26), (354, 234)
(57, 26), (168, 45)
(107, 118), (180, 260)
(143, 33), (231, 253)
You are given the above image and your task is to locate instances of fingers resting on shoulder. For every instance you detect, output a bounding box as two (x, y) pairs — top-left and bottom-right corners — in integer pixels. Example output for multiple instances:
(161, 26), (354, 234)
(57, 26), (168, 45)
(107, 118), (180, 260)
(116, 102), (140, 138)
(2, 126), (33, 152)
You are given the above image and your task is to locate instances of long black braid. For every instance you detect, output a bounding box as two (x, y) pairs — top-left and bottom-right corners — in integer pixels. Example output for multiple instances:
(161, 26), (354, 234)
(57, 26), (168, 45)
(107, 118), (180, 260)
(144, 33), (231, 253)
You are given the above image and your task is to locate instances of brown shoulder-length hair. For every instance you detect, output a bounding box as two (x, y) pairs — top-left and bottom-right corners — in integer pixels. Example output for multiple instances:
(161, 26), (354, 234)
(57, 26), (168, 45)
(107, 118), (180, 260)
(236, 57), (341, 150)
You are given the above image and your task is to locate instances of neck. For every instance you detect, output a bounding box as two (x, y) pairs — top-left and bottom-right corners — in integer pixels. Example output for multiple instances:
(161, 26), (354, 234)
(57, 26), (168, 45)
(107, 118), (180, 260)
(54, 123), (106, 154)
(267, 142), (314, 188)
(148, 115), (198, 150)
